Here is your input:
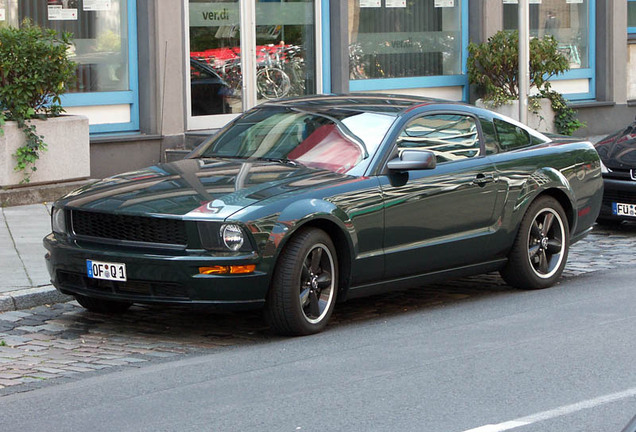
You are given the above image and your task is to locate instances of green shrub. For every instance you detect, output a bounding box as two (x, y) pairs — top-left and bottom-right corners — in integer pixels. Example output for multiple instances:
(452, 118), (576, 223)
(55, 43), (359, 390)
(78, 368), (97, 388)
(0, 20), (76, 182)
(467, 30), (583, 135)
(467, 30), (569, 102)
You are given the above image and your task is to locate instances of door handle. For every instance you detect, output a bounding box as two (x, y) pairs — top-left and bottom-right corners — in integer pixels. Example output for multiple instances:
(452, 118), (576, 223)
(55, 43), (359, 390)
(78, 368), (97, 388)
(473, 173), (495, 186)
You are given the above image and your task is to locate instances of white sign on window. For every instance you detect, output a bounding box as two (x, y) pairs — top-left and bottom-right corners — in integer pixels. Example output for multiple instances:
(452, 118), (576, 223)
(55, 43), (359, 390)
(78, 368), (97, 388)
(435, 0), (455, 7)
(360, 0), (381, 7)
(386, 0), (407, 7)
(0, 9), (5, 22)
(48, 5), (78, 21)
(84, 0), (112, 11)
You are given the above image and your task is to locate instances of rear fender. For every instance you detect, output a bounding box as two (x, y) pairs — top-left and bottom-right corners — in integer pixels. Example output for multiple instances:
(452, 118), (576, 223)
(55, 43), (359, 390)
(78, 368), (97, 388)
(513, 167), (577, 231)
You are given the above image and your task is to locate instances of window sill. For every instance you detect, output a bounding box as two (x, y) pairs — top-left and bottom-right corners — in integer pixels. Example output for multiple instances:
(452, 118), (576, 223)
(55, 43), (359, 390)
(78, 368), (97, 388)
(90, 133), (162, 144)
(568, 101), (616, 109)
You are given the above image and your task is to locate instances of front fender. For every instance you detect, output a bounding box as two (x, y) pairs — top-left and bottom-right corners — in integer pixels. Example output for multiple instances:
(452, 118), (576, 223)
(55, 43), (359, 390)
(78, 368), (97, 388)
(265, 198), (356, 265)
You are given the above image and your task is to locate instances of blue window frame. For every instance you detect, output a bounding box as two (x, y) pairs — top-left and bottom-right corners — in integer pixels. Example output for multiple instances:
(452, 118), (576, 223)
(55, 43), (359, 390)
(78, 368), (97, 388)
(347, 0), (469, 102)
(629, 0), (636, 34)
(59, 1), (139, 134)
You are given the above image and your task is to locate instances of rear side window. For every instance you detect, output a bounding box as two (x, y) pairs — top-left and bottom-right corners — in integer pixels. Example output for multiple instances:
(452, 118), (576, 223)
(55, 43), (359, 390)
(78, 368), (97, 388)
(493, 118), (531, 151)
(478, 116), (500, 155)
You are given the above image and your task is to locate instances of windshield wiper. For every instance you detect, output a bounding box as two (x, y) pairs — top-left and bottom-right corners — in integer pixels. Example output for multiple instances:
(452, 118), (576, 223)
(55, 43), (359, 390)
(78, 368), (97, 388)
(254, 157), (301, 167)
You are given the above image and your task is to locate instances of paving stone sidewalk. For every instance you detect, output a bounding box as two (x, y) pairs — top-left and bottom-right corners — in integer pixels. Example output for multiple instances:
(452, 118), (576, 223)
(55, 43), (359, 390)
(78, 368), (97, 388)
(0, 223), (635, 393)
(0, 204), (72, 312)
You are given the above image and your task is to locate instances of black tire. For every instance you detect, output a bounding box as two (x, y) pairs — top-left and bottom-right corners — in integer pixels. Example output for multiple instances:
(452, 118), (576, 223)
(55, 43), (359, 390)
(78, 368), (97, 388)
(265, 228), (338, 336)
(74, 295), (132, 314)
(500, 196), (569, 290)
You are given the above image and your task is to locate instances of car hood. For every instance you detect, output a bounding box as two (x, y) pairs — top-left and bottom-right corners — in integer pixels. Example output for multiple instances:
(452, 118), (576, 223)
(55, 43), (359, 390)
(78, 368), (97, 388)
(58, 158), (350, 219)
(594, 122), (636, 169)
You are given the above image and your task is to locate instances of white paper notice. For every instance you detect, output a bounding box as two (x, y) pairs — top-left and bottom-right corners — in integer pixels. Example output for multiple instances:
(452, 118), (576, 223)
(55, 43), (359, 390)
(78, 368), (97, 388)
(84, 0), (112, 11)
(48, 6), (78, 21)
(386, 0), (407, 7)
(360, 0), (381, 8)
(0, 9), (5, 21)
(434, 0), (455, 7)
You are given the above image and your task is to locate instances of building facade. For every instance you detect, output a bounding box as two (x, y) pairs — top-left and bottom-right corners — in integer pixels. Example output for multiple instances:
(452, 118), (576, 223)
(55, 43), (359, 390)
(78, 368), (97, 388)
(1, 0), (633, 179)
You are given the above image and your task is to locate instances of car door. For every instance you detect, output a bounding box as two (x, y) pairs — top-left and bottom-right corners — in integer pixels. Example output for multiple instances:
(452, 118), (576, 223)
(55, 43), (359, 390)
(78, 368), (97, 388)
(379, 113), (505, 279)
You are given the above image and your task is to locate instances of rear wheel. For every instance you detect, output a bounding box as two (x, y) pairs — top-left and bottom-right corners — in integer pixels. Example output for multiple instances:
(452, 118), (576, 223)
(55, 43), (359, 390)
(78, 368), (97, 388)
(500, 196), (569, 290)
(74, 295), (132, 314)
(265, 228), (338, 336)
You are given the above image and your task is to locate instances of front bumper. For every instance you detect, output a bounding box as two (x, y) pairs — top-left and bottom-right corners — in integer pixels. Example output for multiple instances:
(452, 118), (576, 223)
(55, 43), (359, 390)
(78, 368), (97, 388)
(43, 234), (270, 309)
(599, 177), (636, 220)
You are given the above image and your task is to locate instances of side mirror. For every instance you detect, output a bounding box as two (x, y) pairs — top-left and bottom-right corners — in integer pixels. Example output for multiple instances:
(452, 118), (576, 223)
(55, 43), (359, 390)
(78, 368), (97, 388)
(387, 150), (436, 171)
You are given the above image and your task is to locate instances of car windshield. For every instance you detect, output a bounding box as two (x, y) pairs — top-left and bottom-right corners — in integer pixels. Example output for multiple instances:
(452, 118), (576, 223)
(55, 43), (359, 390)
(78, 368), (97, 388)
(195, 106), (396, 174)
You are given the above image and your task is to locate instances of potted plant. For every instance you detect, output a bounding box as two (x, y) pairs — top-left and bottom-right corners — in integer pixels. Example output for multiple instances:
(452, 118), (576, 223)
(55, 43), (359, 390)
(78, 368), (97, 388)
(0, 20), (89, 186)
(467, 30), (584, 135)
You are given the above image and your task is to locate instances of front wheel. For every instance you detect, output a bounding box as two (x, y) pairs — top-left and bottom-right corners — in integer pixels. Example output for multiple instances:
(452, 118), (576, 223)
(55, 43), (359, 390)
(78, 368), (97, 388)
(500, 196), (569, 290)
(74, 295), (132, 314)
(265, 228), (338, 336)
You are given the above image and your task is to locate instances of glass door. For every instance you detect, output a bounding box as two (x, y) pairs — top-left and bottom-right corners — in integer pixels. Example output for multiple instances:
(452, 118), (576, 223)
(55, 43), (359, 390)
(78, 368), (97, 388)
(186, 0), (320, 130)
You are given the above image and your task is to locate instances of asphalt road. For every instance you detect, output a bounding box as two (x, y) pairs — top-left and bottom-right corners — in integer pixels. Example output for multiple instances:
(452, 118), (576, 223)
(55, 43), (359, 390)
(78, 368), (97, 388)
(1, 265), (635, 432)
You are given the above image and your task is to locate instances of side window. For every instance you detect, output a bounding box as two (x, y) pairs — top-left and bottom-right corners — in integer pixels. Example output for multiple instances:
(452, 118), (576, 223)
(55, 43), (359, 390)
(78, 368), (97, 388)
(478, 116), (501, 155)
(493, 118), (531, 151)
(398, 114), (480, 164)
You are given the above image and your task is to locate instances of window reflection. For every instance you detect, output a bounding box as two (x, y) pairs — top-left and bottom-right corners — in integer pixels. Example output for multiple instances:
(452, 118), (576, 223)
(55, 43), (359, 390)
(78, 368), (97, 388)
(503, 0), (590, 69)
(398, 114), (479, 163)
(189, 0), (316, 116)
(1, 0), (130, 93)
(349, 0), (462, 80)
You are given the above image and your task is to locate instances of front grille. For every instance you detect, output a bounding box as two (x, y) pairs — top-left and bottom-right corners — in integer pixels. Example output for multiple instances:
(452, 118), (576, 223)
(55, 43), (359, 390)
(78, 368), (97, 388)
(604, 169), (633, 181)
(71, 210), (188, 246)
(603, 190), (636, 204)
(57, 271), (189, 300)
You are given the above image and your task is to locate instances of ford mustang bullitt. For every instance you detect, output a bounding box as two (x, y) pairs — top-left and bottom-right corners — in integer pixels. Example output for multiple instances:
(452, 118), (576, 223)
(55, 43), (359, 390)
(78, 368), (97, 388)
(44, 95), (603, 335)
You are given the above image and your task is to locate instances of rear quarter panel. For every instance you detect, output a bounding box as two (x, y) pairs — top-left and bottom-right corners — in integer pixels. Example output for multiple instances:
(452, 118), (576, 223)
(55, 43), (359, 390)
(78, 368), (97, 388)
(488, 140), (602, 258)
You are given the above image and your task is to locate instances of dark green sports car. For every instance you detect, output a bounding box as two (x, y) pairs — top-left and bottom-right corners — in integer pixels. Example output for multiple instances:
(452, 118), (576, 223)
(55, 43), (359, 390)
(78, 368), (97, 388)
(44, 95), (603, 335)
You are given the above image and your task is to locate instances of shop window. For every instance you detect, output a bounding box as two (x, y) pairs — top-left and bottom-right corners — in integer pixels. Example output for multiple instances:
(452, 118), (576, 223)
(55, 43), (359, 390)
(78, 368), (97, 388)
(503, 0), (595, 100)
(348, 0), (467, 96)
(188, 0), (318, 126)
(629, 0), (636, 35)
(0, 0), (139, 133)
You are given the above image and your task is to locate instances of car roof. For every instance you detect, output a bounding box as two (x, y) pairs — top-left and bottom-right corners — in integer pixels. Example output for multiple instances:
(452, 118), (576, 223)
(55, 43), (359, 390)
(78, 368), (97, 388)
(261, 94), (471, 116)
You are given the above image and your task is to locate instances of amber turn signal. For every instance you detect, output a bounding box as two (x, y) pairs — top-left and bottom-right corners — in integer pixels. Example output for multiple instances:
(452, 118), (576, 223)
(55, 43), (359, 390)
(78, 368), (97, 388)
(199, 265), (255, 275)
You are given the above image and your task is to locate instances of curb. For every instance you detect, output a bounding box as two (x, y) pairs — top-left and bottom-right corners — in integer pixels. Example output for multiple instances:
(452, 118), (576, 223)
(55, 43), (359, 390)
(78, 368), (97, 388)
(0, 286), (72, 313)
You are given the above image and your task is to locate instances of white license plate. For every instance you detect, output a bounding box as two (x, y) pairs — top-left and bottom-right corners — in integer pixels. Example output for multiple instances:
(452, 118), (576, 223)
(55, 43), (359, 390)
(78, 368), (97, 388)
(613, 202), (636, 217)
(86, 260), (127, 281)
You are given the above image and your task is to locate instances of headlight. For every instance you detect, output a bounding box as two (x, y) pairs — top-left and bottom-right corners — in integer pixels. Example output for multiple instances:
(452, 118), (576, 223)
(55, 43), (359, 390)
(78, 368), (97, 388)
(221, 224), (245, 251)
(51, 207), (67, 234)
